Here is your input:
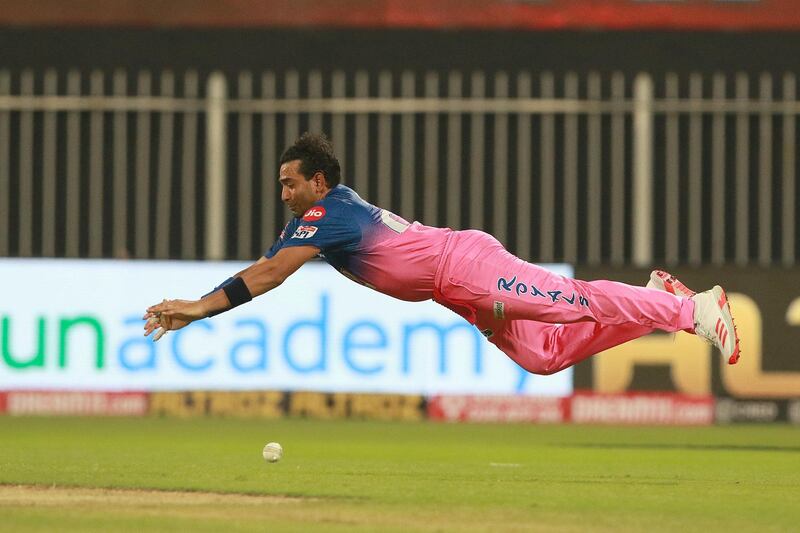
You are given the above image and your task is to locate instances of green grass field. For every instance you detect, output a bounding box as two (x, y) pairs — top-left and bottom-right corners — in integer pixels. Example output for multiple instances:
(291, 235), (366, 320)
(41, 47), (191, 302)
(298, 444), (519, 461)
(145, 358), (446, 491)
(1, 417), (798, 532)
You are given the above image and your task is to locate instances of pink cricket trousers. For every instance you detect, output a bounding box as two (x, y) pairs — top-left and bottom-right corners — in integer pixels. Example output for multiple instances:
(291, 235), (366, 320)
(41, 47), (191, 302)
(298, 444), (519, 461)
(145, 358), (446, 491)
(432, 230), (695, 375)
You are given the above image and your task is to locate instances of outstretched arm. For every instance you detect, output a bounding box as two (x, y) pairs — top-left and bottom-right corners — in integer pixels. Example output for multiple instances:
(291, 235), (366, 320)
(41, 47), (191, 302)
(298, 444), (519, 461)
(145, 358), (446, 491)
(143, 245), (320, 340)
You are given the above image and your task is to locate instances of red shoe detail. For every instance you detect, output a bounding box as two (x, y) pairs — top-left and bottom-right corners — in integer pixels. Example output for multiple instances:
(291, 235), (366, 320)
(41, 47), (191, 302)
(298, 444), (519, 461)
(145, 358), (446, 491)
(654, 270), (696, 297)
(728, 323), (741, 364)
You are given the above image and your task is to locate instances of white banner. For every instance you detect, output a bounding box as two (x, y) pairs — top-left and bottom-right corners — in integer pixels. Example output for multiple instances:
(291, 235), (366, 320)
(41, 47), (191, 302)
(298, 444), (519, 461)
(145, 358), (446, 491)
(0, 259), (573, 396)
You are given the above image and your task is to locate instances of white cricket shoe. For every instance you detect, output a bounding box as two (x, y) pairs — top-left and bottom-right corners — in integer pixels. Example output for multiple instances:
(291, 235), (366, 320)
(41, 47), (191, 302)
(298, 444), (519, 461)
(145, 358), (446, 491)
(646, 270), (740, 365)
(646, 269), (696, 298)
(692, 286), (740, 365)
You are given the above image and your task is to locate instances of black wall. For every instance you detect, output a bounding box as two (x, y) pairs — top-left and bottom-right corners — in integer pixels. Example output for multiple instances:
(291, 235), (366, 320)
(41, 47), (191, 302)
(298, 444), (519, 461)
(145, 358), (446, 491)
(1, 28), (799, 74)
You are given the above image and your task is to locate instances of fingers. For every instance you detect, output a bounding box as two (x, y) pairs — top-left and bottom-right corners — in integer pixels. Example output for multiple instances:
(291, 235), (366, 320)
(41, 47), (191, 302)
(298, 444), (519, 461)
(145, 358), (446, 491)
(143, 299), (180, 342)
(143, 316), (169, 342)
(146, 298), (172, 314)
(144, 300), (172, 343)
(152, 327), (167, 342)
(143, 316), (160, 336)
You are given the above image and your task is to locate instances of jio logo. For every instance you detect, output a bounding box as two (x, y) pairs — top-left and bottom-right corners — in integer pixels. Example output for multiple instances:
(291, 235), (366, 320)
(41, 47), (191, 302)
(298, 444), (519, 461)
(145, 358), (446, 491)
(303, 207), (326, 221)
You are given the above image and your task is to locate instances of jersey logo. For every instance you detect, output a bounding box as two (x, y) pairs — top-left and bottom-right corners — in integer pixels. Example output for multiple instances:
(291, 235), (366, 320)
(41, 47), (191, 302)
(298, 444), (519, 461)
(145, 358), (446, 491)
(302, 207), (326, 222)
(292, 225), (319, 239)
(493, 301), (505, 320)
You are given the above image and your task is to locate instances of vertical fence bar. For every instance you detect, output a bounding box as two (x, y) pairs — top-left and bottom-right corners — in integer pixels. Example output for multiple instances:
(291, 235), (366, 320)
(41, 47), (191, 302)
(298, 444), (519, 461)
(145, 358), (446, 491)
(782, 73), (796, 266)
(88, 70), (105, 258)
(307, 69), (323, 134)
(134, 71), (152, 259)
(664, 73), (679, 264)
(377, 70), (392, 208)
(711, 73), (726, 265)
(540, 71), (555, 262)
(65, 69), (82, 258)
(469, 71), (485, 230)
(423, 72), (439, 226)
(610, 72), (626, 265)
(492, 71), (509, 245)
(18, 69), (34, 257)
(446, 71), (462, 230)
(206, 71), (227, 260)
(632, 73), (653, 266)
(0, 71), (9, 256)
(688, 73), (703, 265)
(516, 71), (532, 261)
(586, 71), (601, 265)
(112, 69), (128, 258)
(735, 73), (750, 265)
(181, 70), (198, 259)
(41, 69), (58, 257)
(236, 71), (253, 260)
(354, 70), (369, 198)
(331, 70), (346, 180)
(563, 72), (579, 263)
(758, 73), (773, 265)
(261, 71), (278, 244)
(400, 71), (415, 219)
(155, 71), (175, 259)
(284, 70), (300, 149)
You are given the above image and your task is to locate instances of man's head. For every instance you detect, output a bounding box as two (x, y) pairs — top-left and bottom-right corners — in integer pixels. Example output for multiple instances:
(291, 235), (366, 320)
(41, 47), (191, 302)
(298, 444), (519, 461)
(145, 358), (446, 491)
(278, 133), (341, 217)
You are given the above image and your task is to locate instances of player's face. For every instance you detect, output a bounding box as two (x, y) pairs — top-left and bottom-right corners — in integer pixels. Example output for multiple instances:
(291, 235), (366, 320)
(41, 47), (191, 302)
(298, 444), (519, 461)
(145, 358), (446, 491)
(279, 160), (327, 217)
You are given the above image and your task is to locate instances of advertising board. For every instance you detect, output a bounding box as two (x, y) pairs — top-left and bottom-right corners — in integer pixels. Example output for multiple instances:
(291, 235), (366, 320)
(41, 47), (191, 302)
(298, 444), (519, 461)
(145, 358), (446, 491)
(3, 0), (799, 30)
(149, 390), (425, 420)
(573, 267), (800, 403)
(0, 259), (573, 397)
(2, 390), (148, 416)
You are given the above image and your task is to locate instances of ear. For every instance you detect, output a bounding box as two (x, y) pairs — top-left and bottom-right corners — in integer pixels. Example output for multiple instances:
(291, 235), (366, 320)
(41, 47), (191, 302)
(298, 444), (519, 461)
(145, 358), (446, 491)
(313, 171), (327, 190)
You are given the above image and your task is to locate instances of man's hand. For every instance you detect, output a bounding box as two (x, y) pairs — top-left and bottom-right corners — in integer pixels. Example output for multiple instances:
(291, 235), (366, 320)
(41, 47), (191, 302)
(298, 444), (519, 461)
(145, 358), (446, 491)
(142, 299), (206, 341)
(141, 247), (318, 342)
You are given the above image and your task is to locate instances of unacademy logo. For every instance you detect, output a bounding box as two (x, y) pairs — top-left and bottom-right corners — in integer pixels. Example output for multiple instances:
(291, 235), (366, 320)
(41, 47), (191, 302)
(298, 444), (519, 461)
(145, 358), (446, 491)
(0, 294), (549, 394)
(2, 315), (105, 369)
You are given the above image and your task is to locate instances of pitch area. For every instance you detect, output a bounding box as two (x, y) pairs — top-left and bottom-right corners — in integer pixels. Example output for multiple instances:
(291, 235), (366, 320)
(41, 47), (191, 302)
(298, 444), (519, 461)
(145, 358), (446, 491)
(1, 417), (798, 532)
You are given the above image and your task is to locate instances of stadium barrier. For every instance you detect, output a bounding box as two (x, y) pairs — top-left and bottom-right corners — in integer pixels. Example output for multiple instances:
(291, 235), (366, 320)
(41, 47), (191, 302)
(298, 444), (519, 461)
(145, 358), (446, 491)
(428, 392), (714, 425)
(5, 0), (800, 31)
(427, 395), (567, 424)
(150, 391), (426, 421)
(2, 260), (798, 423)
(572, 267), (800, 402)
(2, 389), (798, 425)
(0, 391), (148, 416)
(1, 66), (798, 268)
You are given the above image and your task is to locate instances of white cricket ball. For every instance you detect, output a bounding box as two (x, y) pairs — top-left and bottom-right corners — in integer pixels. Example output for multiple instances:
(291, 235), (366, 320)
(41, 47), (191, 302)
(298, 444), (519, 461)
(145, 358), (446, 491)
(262, 442), (283, 463)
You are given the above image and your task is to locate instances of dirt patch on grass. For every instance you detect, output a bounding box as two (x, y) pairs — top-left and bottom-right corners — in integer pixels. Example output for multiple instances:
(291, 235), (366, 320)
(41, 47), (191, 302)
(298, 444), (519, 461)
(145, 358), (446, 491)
(0, 484), (306, 508)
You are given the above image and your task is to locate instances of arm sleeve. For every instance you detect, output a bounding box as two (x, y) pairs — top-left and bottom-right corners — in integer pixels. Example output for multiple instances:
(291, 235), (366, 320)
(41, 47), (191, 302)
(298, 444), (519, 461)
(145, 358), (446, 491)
(264, 221), (293, 259)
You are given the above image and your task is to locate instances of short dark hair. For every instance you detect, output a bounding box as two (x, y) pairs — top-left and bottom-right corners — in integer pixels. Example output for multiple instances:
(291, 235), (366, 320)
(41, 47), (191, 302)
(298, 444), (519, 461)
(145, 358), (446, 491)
(279, 132), (341, 188)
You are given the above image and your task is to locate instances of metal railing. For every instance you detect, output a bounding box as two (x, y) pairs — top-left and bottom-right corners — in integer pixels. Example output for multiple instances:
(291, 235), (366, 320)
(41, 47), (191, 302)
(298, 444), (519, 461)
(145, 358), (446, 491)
(0, 68), (797, 266)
